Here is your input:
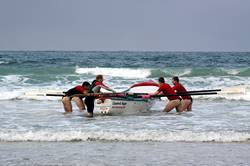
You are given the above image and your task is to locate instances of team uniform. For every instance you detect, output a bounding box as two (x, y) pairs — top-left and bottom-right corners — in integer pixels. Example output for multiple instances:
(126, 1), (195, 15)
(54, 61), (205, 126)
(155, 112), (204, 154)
(158, 83), (180, 100)
(65, 86), (86, 98)
(157, 83), (181, 112)
(90, 80), (111, 103)
(172, 82), (192, 101)
(172, 82), (192, 111)
(91, 80), (111, 93)
(64, 85), (94, 114)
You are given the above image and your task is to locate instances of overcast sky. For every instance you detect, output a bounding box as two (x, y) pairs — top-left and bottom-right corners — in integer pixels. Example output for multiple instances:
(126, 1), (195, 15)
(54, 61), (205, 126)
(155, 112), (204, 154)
(0, 0), (250, 51)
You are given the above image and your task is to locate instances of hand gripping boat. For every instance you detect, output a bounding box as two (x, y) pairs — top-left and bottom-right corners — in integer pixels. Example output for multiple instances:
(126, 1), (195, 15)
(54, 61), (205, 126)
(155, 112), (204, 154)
(95, 81), (159, 115)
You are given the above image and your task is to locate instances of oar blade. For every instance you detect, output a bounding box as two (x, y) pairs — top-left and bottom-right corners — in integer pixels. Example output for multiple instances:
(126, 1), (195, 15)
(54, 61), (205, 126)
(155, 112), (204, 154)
(220, 85), (247, 94)
(24, 89), (64, 97)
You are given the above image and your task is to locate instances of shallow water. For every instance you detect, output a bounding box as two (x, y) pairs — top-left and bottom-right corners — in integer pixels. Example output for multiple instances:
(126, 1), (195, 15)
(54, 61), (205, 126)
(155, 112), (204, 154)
(0, 99), (249, 142)
(0, 142), (249, 166)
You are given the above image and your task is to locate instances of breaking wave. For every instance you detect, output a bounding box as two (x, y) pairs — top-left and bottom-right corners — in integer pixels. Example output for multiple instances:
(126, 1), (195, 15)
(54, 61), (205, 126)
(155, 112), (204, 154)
(0, 131), (249, 142)
(75, 67), (250, 78)
(75, 67), (151, 78)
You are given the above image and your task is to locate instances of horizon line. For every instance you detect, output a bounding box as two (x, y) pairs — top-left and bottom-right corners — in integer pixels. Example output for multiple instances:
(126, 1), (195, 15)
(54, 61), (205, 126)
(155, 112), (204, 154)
(0, 49), (250, 53)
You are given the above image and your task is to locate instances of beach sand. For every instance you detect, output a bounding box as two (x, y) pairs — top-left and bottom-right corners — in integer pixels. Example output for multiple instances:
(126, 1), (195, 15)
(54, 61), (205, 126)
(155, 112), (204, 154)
(1, 142), (249, 166)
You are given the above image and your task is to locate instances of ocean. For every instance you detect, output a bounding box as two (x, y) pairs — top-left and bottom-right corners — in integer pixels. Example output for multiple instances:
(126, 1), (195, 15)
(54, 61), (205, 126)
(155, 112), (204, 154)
(0, 51), (250, 165)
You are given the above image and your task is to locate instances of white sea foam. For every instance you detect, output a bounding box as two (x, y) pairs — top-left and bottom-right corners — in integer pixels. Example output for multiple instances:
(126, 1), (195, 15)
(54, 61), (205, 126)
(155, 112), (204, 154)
(75, 67), (151, 78)
(0, 75), (28, 100)
(0, 75), (28, 85)
(0, 130), (249, 142)
(0, 90), (23, 100)
(0, 86), (66, 101)
(0, 61), (7, 64)
(0, 73), (249, 101)
(225, 68), (241, 75)
(179, 68), (192, 76)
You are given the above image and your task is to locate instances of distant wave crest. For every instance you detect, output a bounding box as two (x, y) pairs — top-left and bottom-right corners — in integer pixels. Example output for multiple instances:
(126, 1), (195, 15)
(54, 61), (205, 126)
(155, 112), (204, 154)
(75, 67), (250, 78)
(75, 67), (151, 78)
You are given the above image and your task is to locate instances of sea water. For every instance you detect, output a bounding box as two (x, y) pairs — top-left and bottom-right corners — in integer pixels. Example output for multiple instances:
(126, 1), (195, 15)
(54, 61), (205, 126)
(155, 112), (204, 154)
(0, 51), (250, 165)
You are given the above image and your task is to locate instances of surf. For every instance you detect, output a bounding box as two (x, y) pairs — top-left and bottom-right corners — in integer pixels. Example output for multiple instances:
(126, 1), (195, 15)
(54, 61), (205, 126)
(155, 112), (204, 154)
(0, 130), (249, 143)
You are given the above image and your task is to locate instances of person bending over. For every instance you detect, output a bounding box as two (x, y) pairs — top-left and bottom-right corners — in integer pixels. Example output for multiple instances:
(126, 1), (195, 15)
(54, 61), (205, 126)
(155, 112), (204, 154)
(90, 75), (116, 103)
(152, 77), (182, 112)
(172, 76), (192, 111)
(91, 75), (116, 93)
(62, 81), (94, 117)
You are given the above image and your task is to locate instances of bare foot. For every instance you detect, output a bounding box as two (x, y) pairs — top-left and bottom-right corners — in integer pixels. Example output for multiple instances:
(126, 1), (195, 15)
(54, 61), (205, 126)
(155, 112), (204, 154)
(63, 112), (72, 115)
(79, 109), (85, 112)
(85, 113), (93, 118)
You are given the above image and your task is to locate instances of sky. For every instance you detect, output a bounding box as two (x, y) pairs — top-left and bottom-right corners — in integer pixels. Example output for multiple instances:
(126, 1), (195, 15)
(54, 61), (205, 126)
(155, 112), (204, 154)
(0, 0), (250, 51)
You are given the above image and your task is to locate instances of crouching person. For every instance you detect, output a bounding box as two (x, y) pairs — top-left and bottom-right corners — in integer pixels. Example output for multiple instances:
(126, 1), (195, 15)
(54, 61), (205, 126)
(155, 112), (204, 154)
(62, 81), (94, 117)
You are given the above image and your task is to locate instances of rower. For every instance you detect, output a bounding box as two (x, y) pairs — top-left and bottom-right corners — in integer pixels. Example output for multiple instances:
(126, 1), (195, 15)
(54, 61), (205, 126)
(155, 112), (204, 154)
(91, 75), (116, 93)
(172, 76), (193, 111)
(152, 77), (182, 112)
(91, 75), (116, 103)
(62, 81), (94, 117)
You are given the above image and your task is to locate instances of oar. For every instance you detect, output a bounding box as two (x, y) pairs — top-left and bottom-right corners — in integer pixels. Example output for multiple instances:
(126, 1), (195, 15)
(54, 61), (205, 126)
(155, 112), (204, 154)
(130, 86), (246, 96)
(149, 92), (218, 98)
(25, 85), (247, 98)
(44, 94), (65, 97)
(45, 92), (127, 98)
(70, 93), (126, 98)
(140, 85), (247, 99)
(127, 90), (220, 96)
(184, 86), (246, 95)
(218, 85), (247, 94)
(41, 90), (219, 97)
(185, 89), (221, 93)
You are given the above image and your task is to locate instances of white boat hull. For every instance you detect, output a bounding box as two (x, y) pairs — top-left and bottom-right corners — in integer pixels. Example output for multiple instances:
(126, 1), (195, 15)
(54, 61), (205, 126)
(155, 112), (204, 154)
(95, 98), (155, 115)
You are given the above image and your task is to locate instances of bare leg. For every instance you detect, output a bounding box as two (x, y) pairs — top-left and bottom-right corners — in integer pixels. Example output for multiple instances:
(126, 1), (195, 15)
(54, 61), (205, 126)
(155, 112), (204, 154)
(175, 102), (183, 112)
(163, 100), (181, 112)
(180, 99), (192, 112)
(62, 96), (73, 113)
(72, 97), (85, 112)
(187, 102), (192, 111)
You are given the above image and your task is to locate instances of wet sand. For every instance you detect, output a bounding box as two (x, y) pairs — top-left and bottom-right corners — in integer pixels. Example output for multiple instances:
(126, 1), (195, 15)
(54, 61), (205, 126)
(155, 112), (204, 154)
(0, 142), (249, 166)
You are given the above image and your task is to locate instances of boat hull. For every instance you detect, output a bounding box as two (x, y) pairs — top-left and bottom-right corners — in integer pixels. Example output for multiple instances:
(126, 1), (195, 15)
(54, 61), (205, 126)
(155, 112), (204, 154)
(95, 97), (155, 115)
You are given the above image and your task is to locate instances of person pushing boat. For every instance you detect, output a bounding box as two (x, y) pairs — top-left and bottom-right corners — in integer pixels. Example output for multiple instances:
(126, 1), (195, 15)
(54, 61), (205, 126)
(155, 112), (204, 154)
(91, 75), (116, 103)
(91, 75), (116, 93)
(172, 76), (193, 111)
(152, 77), (182, 112)
(62, 81), (94, 117)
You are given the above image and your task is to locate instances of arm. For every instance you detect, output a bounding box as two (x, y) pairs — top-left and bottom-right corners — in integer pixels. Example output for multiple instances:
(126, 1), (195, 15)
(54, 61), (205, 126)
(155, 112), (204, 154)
(152, 91), (163, 96)
(96, 82), (116, 93)
(150, 86), (163, 95)
(143, 90), (162, 99)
